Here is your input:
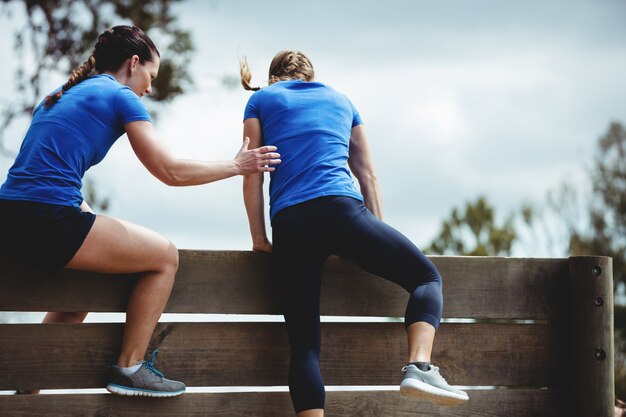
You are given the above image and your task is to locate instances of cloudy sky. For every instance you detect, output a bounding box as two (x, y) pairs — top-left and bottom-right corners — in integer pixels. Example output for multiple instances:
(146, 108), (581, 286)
(1, 0), (625, 256)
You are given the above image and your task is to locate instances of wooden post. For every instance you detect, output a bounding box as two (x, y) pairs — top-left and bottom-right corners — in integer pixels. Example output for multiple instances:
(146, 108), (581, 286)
(567, 256), (614, 416)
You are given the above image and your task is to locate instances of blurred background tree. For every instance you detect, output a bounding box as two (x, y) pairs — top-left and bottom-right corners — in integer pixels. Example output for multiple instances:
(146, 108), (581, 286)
(0, 0), (194, 158)
(1, 2), (624, 397)
(427, 121), (626, 400)
(426, 195), (517, 256)
(0, 0), (194, 324)
(570, 122), (625, 286)
(0, 0), (196, 328)
(0, 0), (194, 212)
(543, 121), (626, 400)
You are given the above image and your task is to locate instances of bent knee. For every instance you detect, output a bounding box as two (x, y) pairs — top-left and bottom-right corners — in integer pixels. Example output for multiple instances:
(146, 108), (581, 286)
(156, 241), (179, 276)
(166, 242), (180, 273)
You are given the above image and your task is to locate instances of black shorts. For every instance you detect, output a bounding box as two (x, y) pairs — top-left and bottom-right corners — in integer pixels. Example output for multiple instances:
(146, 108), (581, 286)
(0, 199), (96, 275)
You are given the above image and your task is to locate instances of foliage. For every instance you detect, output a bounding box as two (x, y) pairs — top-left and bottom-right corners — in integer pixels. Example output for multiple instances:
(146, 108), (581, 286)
(533, 121), (626, 400)
(426, 196), (516, 256)
(544, 122), (626, 287)
(577, 122), (626, 284)
(577, 122), (626, 400)
(0, 0), (194, 157)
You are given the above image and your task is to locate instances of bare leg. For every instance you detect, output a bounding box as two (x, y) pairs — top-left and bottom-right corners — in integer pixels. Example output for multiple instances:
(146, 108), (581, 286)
(407, 321), (436, 363)
(43, 312), (88, 323)
(402, 320), (468, 404)
(297, 409), (324, 417)
(116, 271), (176, 366)
(65, 215), (179, 367)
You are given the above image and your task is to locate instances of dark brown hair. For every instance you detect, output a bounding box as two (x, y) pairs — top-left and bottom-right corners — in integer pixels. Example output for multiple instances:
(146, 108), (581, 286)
(45, 25), (159, 107)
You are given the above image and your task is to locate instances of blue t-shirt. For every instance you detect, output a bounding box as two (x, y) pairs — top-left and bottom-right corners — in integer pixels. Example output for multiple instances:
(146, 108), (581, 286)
(244, 80), (364, 219)
(0, 74), (150, 207)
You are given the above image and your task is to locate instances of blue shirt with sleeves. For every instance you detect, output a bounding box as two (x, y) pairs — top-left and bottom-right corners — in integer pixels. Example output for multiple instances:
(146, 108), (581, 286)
(0, 74), (150, 207)
(244, 80), (364, 219)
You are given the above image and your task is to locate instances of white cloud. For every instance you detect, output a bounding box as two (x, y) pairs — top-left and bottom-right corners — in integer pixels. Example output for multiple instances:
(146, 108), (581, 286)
(1, 0), (625, 256)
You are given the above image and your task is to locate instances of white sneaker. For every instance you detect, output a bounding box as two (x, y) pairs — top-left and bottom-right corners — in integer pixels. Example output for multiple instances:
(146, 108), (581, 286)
(400, 364), (469, 406)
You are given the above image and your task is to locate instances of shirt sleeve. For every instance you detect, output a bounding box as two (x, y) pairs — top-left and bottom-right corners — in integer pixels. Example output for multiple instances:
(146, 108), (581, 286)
(115, 87), (152, 125)
(349, 98), (363, 127)
(243, 92), (261, 121)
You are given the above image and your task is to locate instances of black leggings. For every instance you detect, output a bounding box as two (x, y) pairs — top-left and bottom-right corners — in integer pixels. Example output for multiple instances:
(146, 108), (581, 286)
(271, 196), (443, 413)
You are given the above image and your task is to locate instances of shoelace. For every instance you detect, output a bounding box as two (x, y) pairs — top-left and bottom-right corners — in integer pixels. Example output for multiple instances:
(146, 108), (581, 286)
(401, 365), (449, 384)
(429, 365), (450, 384)
(145, 349), (165, 378)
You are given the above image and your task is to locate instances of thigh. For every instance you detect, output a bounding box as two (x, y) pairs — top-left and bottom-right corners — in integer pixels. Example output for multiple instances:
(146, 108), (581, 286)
(333, 200), (440, 291)
(277, 248), (326, 350)
(66, 214), (177, 274)
(0, 199), (96, 274)
(272, 204), (327, 340)
(273, 217), (325, 312)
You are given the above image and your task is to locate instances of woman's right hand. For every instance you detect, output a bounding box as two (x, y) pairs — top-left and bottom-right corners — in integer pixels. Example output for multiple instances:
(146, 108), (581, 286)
(235, 137), (281, 175)
(252, 238), (273, 253)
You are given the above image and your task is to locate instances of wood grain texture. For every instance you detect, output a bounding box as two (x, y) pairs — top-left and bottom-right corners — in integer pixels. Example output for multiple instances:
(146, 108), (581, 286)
(0, 251), (569, 319)
(0, 255), (614, 417)
(562, 256), (614, 417)
(0, 389), (554, 417)
(0, 322), (552, 390)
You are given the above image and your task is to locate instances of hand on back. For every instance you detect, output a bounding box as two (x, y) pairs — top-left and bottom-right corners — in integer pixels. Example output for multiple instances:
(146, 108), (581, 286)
(235, 137), (281, 175)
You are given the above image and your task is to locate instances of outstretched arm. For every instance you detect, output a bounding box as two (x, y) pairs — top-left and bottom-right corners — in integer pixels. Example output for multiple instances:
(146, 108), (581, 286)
(348, 124), (384, 219)
(125, 120), (280, 186)
(242, 118), (272, 252)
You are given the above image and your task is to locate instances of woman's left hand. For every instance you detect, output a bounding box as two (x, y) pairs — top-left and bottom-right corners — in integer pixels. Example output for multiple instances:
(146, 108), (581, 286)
(235, 137), (281, 175)
(252, 239), (273, 253)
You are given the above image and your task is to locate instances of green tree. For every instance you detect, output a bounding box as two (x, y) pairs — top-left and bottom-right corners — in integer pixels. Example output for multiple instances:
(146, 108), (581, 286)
(0, 0), (195, 211)
(571, 122), (626, 284)
(0, 0), (194, 157)
(532, 121), (626, 401)
(569, 122), (626, 401)
(541, 122), (626, 288)
(426, 196), (517, 256)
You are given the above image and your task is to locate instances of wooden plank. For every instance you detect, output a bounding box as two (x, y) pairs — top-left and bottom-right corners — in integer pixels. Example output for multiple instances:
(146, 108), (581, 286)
(0, 251), (569, 319)
(560, 256), (614, 416)
(0, 322), (553, 390)
(0, 389), (555, 417)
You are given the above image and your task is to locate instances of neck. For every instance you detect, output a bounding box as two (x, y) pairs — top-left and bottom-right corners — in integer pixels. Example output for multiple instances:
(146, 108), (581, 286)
(103, 68), (129, 85)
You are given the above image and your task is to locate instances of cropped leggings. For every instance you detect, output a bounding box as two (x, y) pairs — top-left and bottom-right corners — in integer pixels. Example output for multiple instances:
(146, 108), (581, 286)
(271, 196), (443, 413)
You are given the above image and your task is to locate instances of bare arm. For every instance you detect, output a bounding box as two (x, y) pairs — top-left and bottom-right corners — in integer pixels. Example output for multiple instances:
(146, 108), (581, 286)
(348, 124), (384, 219)
(242, 118), (272, 252)
(125, 120), (281, 186)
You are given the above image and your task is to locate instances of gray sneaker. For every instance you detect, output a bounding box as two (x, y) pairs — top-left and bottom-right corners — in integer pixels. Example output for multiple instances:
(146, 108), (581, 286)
(106, 350), (186, 398)
(400, 364), (468, 405)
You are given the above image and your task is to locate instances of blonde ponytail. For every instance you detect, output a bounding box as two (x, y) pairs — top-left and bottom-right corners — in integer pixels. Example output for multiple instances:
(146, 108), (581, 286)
(240, 51), (315, 92)
(239, 56), (260, 91)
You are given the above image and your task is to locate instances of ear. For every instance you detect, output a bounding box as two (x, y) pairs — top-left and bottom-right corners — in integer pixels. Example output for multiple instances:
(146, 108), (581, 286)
(129, 55), (140, 74)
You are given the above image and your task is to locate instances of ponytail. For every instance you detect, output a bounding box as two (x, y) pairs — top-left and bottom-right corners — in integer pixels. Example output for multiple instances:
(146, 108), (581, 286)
(44, 55), (96, 108)
(239, 56), (260, 91)
(44, 25), (158, 108)
(240, 50), (314, 93)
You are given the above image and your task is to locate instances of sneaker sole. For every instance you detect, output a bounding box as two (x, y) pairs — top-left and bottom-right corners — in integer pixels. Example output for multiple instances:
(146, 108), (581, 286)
(400, 379), (468, 406)
(106, 383), (185, 398)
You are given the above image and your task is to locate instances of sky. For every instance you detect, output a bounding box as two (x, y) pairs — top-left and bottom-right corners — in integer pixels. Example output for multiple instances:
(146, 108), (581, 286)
(1, 0), (625, 256)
